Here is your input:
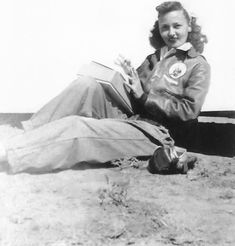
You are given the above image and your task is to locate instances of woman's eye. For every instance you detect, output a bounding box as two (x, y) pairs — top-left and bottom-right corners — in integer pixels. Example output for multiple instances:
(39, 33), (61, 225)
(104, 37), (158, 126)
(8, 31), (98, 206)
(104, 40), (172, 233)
(160, 26), (168, 31)
(174, 24), (182, 29)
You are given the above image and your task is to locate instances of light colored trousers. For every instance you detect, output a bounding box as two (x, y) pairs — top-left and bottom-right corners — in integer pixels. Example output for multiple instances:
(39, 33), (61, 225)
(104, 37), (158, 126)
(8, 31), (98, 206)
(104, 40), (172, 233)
(5, 76), (173, 173)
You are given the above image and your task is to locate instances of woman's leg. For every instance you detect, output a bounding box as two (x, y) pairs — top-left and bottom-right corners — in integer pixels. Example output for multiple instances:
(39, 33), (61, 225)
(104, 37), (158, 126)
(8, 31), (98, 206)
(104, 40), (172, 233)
(22, 76), (128, 130)
(4, 116), (170, 174)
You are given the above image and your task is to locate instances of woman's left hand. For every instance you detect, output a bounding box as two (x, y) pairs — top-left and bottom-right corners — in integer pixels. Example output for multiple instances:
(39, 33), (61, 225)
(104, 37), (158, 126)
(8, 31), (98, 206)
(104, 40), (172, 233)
(125, 67), (144, 99)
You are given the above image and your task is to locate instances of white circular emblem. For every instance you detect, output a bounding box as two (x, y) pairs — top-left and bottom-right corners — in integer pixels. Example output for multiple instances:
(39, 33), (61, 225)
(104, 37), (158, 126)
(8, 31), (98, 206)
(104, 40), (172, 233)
(169, 62), (187, 79)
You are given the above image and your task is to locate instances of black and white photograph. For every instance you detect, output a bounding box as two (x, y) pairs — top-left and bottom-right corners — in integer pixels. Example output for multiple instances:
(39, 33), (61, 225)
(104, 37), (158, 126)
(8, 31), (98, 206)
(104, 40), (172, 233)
(0, 0), (234, 245)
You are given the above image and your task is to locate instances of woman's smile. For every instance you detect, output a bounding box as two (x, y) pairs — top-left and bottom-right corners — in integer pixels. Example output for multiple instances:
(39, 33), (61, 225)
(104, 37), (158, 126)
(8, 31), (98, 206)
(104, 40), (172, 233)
(158, 10), (191, 49)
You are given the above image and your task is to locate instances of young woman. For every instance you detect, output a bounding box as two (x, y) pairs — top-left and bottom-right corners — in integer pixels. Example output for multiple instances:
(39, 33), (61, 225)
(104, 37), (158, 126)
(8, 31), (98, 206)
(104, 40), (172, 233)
(0, 1), (210, 174)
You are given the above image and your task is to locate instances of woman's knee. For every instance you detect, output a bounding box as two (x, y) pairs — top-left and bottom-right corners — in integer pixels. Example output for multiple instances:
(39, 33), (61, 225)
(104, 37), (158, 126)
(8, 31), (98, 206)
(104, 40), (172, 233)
(61, 115), (95, 133)
(70, 76), (99, 90)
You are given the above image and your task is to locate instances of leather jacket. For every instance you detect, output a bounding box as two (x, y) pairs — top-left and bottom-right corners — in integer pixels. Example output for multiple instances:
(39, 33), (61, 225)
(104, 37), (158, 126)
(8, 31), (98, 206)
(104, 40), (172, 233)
(136, 46), (211, 122)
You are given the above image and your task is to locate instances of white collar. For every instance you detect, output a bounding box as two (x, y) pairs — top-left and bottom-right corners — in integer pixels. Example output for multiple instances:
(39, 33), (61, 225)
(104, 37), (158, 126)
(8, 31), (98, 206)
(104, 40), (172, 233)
(160, 42), (192, 60)
(177, 42), (192, 51)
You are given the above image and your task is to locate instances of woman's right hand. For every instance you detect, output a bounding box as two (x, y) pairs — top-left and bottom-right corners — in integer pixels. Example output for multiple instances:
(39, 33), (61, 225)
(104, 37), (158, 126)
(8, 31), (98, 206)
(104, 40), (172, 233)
(115, 54), (132, 76)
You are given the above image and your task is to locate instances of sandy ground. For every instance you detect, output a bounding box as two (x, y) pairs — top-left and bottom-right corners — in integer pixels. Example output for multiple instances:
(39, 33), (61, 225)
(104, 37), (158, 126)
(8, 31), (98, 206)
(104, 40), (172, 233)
(0, 125), (234, 246)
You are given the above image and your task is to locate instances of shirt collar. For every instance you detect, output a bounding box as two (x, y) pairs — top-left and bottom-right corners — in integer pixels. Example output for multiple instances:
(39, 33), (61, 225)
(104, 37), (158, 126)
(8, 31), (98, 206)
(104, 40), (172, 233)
(177, 42), (192, 51)
(160, 42), (199, 60)
(178, 42), (201, 58)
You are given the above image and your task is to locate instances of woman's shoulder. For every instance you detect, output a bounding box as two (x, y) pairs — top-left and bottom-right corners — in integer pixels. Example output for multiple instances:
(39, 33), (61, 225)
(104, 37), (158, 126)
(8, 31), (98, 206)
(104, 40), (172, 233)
(137, 50), (160, 71)
(187, 47), (210, 68)
(187, 47), (207, 60)
(146, 49), (161, 61)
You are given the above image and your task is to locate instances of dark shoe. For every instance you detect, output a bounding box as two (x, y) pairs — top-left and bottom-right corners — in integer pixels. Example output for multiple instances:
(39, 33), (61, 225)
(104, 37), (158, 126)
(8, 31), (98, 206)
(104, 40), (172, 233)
(148, 146), (197, 175)
(147, 146), (178, 174)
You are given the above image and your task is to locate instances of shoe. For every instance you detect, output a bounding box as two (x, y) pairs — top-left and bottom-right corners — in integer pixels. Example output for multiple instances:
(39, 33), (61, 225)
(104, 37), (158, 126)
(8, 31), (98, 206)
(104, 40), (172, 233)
(148, 146), (197, 174)
(147, 146), (178, 174)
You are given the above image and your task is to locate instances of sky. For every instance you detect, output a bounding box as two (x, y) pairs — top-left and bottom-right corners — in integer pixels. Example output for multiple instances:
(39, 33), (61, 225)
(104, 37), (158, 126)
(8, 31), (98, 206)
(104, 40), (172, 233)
(0, 0), (234, 112)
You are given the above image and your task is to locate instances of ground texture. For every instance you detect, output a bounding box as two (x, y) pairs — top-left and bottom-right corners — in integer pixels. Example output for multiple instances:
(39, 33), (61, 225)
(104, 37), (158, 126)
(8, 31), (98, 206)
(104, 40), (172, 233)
(0, 125), (234, 246)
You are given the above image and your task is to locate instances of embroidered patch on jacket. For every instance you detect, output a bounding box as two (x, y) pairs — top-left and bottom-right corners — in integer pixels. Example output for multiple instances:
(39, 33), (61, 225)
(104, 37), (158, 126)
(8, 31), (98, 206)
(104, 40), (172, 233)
(169, 62), (187, 79)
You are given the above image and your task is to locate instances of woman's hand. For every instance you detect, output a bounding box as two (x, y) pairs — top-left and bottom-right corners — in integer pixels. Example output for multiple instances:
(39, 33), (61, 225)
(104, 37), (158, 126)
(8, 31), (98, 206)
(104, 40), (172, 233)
(126, 67), (145, 99)
(115, 55), (144, 99)
(115, 54), (132, 76)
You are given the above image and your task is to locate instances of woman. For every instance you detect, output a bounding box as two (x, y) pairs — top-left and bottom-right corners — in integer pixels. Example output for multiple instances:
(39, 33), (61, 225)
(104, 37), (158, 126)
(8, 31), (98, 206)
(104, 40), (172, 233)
(0, 1), (210, 174)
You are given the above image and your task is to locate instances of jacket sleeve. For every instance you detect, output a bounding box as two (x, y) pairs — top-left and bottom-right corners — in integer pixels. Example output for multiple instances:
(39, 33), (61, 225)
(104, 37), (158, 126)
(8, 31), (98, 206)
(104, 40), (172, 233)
(137, 52), (160, 93)
(143, 59), (211, 121)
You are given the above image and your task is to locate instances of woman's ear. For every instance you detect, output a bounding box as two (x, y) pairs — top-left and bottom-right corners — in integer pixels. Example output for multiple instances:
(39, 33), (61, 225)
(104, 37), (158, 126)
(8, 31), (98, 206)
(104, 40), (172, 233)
(188, 25), (192, 32)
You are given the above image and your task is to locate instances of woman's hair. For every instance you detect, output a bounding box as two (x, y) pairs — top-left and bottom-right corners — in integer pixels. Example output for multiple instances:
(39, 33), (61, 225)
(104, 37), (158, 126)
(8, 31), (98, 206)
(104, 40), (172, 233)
(149, 1), (208, 53)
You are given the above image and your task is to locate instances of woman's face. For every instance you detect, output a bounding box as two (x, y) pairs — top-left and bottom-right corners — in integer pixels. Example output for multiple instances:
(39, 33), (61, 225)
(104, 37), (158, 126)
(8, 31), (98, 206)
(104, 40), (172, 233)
(158, 10), (191, 49)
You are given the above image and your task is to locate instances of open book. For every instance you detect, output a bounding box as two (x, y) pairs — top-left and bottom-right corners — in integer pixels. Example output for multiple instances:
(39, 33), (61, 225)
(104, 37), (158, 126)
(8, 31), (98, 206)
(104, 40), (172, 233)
(77, 61), (133, 115)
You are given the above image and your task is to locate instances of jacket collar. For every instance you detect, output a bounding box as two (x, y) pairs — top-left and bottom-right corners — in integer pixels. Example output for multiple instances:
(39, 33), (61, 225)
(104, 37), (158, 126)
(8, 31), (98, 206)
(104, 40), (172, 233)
(160, 42), (200, 59)
(178, 42), (201, 58)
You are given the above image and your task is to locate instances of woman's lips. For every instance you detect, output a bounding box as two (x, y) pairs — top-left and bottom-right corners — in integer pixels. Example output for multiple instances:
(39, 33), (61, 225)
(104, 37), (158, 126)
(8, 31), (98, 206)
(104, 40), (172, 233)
(168, 37), (177, 42)
(168, 38), (177, 42)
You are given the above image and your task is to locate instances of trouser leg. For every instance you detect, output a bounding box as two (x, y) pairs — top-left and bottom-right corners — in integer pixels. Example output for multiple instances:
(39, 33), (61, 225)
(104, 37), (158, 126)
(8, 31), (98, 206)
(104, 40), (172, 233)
(6, 116), (163, 174)
(22, 76), (128, 130)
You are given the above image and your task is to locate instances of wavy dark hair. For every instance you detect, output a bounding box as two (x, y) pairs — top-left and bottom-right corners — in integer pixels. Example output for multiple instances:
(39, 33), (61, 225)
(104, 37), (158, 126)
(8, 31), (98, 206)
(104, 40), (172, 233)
(149, 1), (208, 53)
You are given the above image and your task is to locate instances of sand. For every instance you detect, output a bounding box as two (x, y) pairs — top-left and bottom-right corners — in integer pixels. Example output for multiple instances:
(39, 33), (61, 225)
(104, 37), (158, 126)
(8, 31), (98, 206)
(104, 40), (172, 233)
(0, 125), (234, 246)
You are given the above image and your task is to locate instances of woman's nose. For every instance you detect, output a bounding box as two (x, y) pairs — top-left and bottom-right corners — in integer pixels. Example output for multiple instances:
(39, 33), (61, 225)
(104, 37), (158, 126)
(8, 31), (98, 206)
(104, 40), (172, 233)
(168, 27), (176, 37)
